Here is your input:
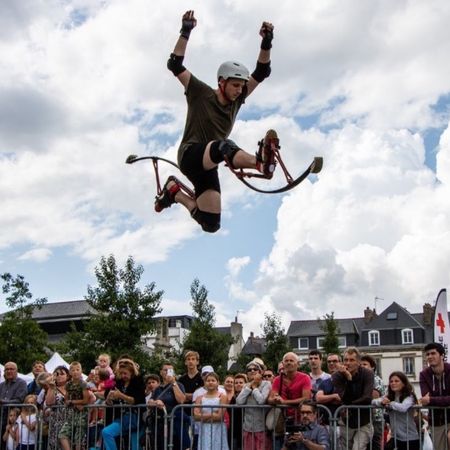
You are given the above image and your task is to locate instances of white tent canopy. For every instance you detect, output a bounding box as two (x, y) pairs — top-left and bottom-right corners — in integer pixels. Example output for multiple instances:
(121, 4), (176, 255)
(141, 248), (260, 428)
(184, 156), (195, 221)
(43, 351), (70, 373)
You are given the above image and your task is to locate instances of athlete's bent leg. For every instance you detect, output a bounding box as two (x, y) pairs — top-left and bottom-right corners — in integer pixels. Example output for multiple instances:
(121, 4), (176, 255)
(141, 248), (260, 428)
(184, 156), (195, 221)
(203, 140), (257, 171)
(191, 208), (221, 233)
(192, 189), (221, 232)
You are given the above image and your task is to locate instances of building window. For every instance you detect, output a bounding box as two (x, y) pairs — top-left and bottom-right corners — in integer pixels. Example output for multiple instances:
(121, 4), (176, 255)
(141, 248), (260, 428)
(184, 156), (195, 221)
(298, 337), (309, 350)
(368, 330), (380, 346)
(403, 356), (415, 375)
(402, 328), (414, 344)
(316, 336), (346, 349)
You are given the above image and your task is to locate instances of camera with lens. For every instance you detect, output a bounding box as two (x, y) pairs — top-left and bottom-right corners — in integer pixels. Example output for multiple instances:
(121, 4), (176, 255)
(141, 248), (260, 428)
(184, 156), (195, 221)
(284, 416), (312, 438)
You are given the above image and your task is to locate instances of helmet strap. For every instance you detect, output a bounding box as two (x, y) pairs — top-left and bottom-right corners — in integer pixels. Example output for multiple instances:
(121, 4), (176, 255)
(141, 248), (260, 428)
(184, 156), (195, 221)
(219, 79), (232, 103)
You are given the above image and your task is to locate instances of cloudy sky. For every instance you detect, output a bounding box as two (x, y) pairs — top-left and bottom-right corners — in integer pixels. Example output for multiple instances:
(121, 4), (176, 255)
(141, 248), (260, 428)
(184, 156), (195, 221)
(1, 0), (450, 338)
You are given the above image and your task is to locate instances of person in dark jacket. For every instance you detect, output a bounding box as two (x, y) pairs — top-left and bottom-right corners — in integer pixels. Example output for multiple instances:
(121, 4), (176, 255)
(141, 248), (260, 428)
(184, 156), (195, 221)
(420, 342), (450, 450)
(102, 359), (145, 450)
(332, 347), (374, 450)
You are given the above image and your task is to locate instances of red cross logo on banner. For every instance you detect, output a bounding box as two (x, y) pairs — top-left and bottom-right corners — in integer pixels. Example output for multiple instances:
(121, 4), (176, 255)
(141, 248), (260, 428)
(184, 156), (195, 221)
(436, 312), (446, 334)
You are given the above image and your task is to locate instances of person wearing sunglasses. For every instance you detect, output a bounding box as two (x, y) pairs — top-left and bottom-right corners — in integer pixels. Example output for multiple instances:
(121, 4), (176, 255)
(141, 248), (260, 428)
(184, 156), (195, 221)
(263, 370), (275, 383)
(315, 354), (342, 425)
(236, 362), (272, 449)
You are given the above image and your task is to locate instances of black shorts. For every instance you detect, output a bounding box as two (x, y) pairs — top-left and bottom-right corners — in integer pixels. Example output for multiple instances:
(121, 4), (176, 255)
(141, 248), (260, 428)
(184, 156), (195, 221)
(179, 143), (221, 198)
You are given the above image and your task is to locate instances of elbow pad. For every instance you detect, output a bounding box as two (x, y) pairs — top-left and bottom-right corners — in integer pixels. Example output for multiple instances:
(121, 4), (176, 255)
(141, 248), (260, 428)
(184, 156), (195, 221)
(167, 53), (186, 76)
(251, 61), (271, 83)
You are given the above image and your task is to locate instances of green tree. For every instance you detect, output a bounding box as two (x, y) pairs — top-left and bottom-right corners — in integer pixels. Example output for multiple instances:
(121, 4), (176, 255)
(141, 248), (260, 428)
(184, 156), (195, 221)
(180, 279), (233, 377)
(318, 312), (341, 356)
(0, 273), (49, 372)
(58, 255), (163, 371)
(262, 312), (292, 371)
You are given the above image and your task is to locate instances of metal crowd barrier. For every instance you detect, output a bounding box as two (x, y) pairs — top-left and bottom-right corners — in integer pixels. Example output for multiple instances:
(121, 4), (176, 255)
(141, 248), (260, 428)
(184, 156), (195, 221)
(1, 402), (449, 449)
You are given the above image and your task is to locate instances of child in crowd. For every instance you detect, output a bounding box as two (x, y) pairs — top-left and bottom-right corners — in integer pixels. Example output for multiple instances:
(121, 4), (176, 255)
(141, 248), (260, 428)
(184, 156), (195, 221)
(59, 361), (90, 450)
(145, 374), (161, 403)
(98, 368), (116, 392)
(2, 408), (19, 450)
(194, 372), (229, 450)
(97, 354), (114, 379)
(16, 395), (38, 450)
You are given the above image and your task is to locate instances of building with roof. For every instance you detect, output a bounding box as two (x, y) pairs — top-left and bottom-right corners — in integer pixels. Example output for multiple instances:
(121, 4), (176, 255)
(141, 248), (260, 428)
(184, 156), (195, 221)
(287, 301), (436, 393)
(18, 300), (243, 368)
(29, 300), (94, 343)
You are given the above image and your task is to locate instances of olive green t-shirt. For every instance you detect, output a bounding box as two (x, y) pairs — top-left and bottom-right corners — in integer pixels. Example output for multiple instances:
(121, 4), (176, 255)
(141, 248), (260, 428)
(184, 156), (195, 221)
(177, 75), (245, 165)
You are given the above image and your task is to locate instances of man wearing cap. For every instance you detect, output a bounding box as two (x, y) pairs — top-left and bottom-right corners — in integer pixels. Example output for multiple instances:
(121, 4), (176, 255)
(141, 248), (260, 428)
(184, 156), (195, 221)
(236, 360), (272, 449)
(191, 365), (226, 450)
(420, 342), (450, 450)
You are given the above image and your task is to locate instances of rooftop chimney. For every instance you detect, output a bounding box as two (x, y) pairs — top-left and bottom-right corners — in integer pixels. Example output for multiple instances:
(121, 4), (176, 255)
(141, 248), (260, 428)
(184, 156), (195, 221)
(364, 307), (376, 324)
(423, 303), (434, 326)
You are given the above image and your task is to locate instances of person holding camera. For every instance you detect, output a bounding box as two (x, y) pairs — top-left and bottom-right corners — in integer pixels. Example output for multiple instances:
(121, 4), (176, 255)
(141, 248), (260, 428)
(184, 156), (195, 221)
(148, 362), (189, 450)
(283, 401), (330, 450)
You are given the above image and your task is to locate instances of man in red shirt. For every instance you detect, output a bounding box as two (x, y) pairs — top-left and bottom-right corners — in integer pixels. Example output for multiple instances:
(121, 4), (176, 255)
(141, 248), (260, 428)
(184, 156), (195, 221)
(268, 352), (312, 450)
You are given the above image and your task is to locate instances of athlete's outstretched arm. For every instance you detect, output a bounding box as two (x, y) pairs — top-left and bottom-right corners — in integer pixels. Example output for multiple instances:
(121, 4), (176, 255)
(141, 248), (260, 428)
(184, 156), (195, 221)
(167, 10), (197, 89)
(247, 21), (274, 97)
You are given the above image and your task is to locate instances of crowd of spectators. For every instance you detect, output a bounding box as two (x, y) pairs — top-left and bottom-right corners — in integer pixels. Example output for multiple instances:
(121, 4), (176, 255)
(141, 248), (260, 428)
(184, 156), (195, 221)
(0, 342), (449, 450)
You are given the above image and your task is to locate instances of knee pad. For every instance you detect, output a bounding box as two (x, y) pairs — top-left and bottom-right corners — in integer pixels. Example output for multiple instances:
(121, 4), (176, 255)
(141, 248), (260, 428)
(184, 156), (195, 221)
(210, 139), (240, 166)
(191, 208), (221, 233)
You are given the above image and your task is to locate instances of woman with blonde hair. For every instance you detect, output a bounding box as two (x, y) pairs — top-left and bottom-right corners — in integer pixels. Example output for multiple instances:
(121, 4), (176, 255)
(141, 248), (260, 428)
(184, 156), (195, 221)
(101, 359), (145, 450)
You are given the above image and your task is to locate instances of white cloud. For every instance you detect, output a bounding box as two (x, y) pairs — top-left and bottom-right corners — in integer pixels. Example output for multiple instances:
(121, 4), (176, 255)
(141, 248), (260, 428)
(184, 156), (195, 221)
(231, 123), (450, 330)
(18, 248), (53, 263)
(226, 256), (251, 278)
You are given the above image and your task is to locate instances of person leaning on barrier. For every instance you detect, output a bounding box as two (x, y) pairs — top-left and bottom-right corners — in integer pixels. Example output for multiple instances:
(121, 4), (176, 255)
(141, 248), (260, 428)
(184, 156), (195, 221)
(268, 352), (312, 450)
(419, 342), (450, 450)
(360, 354), (386, 450)
(236, 360), (272, 450)
(148, 362), (190, 450)
(373, 371), (419, 450)
(44, 365), (70, 450)
(0, 362), (28, 450)
(229, 373), (247, 450)
(315, 354), (342, 423)
(101, 358), (145, 450)
(282, 401), (330, 450)
(332, 347), (374, 450)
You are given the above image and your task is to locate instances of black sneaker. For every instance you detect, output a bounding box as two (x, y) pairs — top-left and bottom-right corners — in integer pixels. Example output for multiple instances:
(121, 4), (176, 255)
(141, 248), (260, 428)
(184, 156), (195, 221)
(256, 129), (278, 179)
(154, 176), (180, 212)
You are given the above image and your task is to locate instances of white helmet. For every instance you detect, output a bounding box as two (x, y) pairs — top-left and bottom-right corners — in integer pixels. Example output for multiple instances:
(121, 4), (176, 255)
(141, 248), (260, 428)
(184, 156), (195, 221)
(217, 61), (250, 82)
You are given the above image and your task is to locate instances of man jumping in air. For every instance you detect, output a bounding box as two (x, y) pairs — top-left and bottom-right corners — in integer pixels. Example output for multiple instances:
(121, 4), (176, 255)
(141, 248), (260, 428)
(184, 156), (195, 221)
(154, 10), (276, 233)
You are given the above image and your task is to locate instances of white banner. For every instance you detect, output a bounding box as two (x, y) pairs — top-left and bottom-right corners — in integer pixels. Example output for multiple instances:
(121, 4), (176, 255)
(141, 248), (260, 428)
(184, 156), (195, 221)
(434, 288), (450, 358)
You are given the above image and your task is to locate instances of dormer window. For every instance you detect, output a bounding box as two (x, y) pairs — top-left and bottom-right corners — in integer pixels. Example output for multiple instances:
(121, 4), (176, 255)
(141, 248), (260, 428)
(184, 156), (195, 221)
(402, 328), (414, 344)
(368, 330), (380, 346)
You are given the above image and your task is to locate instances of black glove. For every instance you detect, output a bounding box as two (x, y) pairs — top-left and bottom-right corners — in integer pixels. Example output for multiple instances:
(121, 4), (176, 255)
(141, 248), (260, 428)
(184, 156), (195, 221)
(180, 10), (197, 40)
(260, 23), (273, 50)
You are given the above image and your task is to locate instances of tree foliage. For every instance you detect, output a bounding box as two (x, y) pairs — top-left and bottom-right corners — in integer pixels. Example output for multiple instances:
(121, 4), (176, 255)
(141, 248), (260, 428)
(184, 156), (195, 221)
(262, 312), (292, 371)
(0, 273), (49, 372)
(318, 312), (341, 357)
(180, 279), (233, 377)
(57, 255), (163, 371)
